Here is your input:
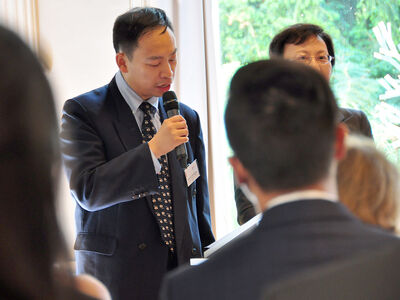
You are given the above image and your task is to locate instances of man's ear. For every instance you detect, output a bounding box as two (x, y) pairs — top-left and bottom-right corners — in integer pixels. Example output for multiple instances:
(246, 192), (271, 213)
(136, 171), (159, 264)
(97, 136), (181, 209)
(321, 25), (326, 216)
(229, 156), (250, 185)
(116, 52), (128, 73)
(334, 123), (347, 161)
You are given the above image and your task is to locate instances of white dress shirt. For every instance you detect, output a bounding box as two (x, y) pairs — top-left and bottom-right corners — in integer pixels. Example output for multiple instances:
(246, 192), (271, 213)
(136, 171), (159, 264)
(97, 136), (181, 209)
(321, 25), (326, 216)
(266, 190), (338, 210)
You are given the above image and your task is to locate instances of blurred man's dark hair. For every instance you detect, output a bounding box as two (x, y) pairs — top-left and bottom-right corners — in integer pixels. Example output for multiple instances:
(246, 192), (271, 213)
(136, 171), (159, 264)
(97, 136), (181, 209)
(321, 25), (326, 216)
(225, 59), (338, 191)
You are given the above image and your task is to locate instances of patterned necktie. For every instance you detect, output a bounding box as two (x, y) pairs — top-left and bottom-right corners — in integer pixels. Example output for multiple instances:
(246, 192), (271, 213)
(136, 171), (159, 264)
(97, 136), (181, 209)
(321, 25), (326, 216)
(139, 102), (175, 252)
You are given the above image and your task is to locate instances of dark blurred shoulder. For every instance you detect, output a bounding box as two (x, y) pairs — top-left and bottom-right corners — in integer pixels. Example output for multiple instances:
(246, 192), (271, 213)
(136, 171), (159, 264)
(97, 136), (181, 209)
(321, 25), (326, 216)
(339, 107), (373, 138)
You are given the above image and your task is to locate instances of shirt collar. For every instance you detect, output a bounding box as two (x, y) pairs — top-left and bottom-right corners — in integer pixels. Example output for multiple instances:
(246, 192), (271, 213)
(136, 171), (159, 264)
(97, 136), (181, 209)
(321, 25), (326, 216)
(115, 71), (159, 114)
(266, 189), (338, 210)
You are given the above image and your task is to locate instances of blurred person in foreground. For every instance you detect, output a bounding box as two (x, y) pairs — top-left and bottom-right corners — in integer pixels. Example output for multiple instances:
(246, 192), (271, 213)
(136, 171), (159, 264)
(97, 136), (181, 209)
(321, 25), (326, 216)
(236, 23), (374, 225)
(159, 59), (400, 300)
(338, 135), (400, 232)
(0, 25), (110, 300)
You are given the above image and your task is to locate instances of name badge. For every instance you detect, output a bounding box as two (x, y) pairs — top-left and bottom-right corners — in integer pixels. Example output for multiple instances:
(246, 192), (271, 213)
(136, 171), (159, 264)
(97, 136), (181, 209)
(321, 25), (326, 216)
(184, 159), (200, 187)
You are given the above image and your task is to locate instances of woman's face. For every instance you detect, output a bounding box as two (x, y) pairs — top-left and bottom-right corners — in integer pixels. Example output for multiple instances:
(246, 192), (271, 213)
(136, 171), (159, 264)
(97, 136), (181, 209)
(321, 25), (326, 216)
(283, 35), (332, 81)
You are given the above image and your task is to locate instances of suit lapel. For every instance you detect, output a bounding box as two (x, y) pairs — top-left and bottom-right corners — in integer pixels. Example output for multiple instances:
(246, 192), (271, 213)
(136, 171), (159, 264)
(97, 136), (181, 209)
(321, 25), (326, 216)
(108, 78), (143, 150)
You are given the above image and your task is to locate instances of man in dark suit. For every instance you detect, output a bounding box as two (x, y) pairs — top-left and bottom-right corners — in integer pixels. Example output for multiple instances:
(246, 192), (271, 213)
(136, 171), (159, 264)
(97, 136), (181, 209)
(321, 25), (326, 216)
(236, 23), (373, 225)
(60, 7), (214, 300)
(159, 59), (400, 300)
(261, 244), (400, 300)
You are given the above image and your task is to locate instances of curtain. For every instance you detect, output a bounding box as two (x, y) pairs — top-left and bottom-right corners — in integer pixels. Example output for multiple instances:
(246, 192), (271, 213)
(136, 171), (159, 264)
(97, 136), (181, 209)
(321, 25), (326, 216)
(0, 0), (40, 53)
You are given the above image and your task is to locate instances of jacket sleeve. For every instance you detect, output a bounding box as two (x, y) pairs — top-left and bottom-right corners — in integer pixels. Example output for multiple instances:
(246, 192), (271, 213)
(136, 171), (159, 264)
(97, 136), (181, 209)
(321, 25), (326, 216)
(234, 180), (257, 225)
(358, 110), (373, 139)
(60, 98), (159, 212)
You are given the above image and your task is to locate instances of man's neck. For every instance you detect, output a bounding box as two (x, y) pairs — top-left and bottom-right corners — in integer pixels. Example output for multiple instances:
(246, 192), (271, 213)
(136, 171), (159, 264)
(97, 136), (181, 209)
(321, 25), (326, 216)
(258, 177), (338, 211)
(119, 71), (152, 101)
(258, 160), (339, 211)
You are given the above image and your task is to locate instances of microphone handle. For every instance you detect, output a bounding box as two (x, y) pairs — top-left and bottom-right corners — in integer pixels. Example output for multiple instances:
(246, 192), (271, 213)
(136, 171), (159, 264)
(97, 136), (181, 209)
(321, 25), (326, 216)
(176, 144), (188, 168)
(166, 109), (179, 118)
(166, 109), (188, 168)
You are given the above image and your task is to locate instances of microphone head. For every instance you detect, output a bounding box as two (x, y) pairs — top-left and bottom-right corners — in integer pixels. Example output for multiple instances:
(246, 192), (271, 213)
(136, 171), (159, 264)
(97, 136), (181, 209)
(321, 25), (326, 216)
(163, 91), (179, 111)
(163, 91), (177, 101)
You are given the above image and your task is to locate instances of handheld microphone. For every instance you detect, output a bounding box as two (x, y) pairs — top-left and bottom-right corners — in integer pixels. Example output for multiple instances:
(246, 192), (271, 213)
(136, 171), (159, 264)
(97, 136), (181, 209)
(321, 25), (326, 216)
(163, 91), (188, 168)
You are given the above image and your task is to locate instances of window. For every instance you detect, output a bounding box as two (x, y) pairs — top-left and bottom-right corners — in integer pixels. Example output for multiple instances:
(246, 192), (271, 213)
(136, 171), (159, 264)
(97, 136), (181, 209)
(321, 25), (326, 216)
(212, 0), (400, 235)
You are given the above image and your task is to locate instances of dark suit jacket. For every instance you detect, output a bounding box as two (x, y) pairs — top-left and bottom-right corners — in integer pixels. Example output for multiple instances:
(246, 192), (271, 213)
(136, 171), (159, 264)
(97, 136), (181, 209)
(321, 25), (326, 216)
(235, 107), (373, 225)
(60, 77), (214, 300)
(339, 107), (373, 138)
(160, 200), (400, 300)
(261, 243), (400, 300)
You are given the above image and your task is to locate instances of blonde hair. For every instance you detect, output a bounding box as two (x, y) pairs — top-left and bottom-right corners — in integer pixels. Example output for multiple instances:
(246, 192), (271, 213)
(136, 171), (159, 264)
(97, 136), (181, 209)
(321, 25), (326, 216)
(337, 135), (400, 232)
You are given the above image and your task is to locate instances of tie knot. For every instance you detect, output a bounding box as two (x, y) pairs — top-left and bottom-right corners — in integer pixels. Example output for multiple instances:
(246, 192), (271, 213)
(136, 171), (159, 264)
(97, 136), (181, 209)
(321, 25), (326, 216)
(139, 102), (156, 116)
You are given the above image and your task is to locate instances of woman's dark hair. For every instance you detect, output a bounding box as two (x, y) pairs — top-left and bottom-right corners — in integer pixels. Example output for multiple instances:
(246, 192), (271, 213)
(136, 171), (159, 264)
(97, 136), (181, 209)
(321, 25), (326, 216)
(225, 59), (338, 190)
(269, 23), (335, 67)
(0, 26), (84, 299)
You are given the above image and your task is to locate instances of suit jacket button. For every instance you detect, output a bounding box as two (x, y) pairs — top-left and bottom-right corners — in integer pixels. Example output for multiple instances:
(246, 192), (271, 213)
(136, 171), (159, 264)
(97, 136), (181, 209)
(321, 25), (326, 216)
(138, 243), (147, 250)
(191, 248), (197, 255)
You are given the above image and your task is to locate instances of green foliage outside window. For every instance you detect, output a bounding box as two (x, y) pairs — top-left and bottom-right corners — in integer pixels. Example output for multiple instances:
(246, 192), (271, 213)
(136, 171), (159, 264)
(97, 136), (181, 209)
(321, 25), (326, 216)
(219, 0), (400, 166)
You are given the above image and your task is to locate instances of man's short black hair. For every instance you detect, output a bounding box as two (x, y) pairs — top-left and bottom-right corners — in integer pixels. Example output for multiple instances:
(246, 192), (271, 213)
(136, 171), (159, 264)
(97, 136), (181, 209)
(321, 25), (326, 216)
(225, 59), (338, 191)
(269, 24), (335, 67)
(113, 7), (173, 58)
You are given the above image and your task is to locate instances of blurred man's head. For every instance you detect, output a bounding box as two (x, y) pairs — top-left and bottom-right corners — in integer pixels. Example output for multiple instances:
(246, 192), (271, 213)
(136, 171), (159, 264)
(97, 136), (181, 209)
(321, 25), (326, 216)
(225, 59), (344, 203)
(269, 24), (334, 81)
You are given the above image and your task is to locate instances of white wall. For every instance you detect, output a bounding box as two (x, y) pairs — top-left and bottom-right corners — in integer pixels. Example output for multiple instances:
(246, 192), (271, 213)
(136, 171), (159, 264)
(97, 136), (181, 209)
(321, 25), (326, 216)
(39, 0), (130, 109)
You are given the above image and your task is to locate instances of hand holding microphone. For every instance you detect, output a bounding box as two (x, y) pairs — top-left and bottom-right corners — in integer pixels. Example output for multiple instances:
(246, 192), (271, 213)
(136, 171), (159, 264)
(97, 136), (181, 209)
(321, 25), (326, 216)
(147, 91), (188, 168)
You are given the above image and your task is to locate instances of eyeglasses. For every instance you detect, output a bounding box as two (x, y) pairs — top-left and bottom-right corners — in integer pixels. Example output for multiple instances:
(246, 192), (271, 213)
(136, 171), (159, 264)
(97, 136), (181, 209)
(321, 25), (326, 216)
(292, 55), (334, 65)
